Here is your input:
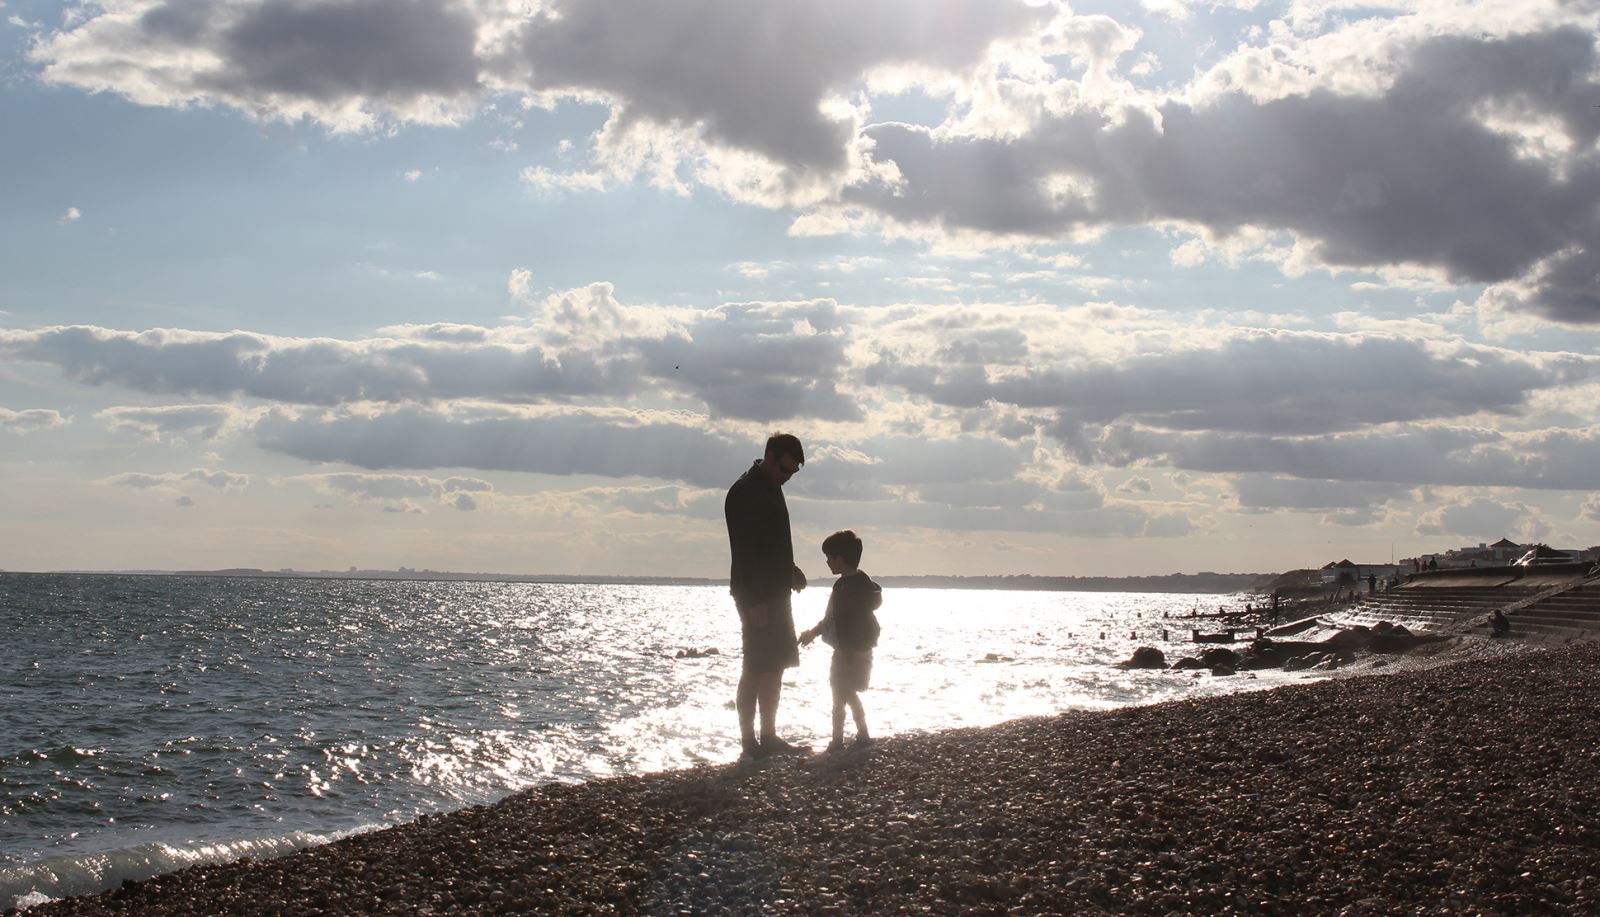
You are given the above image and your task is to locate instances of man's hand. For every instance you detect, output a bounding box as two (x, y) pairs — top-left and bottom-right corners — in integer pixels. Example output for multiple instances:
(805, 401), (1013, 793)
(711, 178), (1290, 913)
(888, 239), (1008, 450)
(791, 565), (807, 592)
(743, 602), (769, 628)
(798, 627), (817, 647)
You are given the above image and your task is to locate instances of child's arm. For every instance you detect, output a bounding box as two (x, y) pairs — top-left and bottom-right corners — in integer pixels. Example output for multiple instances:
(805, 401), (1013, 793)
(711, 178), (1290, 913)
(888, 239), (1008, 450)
(799, 595), (835, 645)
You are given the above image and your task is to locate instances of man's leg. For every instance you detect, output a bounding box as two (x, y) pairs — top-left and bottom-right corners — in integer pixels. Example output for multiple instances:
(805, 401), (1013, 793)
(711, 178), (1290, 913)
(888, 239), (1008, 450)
(736, 669), (760, 744)
(756, 670), (783, 741)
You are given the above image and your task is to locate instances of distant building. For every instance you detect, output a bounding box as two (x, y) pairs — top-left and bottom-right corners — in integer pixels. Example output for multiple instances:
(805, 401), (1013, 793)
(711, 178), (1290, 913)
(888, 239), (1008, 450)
(1406, 538), (1600, 571)
(1319, 559), (1401, 584)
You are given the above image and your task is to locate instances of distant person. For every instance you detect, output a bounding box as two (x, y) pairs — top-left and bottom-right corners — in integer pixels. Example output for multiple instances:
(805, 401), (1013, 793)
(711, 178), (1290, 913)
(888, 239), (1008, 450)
(799, 530), (882, 753)
(1367, 573), (1377, 594)
(1488, 609), (1511, 638)
(725, 433), (809, 759)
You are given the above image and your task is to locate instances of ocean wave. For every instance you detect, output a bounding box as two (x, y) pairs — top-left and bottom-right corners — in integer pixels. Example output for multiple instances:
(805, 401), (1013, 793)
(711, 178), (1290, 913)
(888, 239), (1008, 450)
(0, 828), (376, 911)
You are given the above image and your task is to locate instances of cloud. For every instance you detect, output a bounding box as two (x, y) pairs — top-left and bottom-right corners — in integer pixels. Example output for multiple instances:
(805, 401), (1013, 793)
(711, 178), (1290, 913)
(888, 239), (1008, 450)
(32, 0), (1044, 173)
(256, 406), (744, 488)
(2, 290), (860, 421)
(1079, 424), (1600, 491)
(1229, 475), (1408, 511)
(97, 403), (243, 440)
(1415, 496), (1543, 540)
(34, 0), (488, 132)
(289, 471), (491, 512)
(1581, 494), (1600, 522)
(102, 467), (250, 492)
(0, 407), (70, 434)
(504, 0), (1046, 181)
(175, 494), (194, 507)
(846, 26), (1600, 321)
(29, 5), (1600, 324)
(875, 329), (1597, 435)
(59, 207), (81, 224)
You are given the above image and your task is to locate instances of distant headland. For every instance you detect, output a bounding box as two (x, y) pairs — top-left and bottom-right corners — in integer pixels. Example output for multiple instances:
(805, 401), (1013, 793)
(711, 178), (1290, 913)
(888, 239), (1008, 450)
(5, 568), (1274, 594)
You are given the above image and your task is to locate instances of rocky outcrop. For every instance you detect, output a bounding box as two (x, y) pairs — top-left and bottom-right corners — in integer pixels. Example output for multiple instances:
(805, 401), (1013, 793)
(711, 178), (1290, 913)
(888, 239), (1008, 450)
(1116, 646), (1168, 669)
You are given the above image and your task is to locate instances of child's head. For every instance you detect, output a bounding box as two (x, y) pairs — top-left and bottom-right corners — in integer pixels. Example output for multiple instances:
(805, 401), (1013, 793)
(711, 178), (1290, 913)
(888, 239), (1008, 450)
(822, 529), (863, 573)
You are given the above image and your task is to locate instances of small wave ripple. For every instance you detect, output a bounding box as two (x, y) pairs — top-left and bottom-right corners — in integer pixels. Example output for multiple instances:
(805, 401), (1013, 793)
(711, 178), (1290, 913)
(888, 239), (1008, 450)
(1, 574), (1273, 908)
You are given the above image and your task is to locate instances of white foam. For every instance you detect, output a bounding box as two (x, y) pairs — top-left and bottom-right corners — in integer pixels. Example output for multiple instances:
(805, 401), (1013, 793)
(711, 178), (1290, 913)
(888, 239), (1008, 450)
(0, 827), (380, 911)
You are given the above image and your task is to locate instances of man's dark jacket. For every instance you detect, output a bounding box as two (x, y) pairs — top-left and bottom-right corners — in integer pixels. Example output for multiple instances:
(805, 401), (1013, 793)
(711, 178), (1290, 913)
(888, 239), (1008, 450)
(725, 461), (794, 605)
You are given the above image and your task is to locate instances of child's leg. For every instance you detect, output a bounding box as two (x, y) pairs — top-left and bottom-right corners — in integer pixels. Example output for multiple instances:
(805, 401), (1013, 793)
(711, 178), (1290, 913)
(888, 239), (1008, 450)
(830, 692), (847, 745)
(845, 691), (868, 739)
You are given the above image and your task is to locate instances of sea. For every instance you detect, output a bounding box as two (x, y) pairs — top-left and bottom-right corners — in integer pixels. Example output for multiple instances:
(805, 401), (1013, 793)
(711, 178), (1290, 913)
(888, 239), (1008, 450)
(0, 573), (1305, 909)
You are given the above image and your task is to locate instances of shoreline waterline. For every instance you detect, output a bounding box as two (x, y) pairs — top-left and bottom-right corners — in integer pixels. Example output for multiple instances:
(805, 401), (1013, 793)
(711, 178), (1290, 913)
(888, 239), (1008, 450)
(21, 636), (1592, 915)
(4, 574), (1293, 911)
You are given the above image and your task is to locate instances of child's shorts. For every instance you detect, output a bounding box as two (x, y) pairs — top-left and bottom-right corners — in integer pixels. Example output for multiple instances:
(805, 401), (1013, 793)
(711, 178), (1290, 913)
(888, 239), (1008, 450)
(830, 649), (872, 693)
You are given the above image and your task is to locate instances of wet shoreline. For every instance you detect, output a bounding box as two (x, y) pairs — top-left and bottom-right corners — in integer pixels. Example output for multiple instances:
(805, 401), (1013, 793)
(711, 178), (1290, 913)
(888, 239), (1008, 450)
(20, 637), (1600, 914)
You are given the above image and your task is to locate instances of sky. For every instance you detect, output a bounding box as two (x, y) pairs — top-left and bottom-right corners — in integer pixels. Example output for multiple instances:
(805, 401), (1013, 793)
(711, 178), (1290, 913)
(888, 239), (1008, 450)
(3, 0), (1600, 578)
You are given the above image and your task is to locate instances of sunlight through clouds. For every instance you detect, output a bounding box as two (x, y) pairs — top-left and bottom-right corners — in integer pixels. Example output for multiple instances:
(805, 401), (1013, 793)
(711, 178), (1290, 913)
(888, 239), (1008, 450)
(4, 0), (1600, 575)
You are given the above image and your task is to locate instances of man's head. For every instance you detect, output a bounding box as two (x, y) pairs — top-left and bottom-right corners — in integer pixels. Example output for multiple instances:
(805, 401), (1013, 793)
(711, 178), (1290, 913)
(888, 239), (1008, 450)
(762, 432), (804, 486)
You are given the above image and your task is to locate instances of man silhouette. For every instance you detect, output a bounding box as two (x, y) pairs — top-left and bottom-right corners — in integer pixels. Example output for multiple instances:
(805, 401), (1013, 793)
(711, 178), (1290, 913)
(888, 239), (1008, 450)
(724, 433), (808, 758)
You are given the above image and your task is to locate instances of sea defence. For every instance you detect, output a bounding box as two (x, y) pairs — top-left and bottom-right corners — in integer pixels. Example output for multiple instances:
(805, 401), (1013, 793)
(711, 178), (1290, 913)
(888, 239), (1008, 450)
(19, 638), (1600, 915)
(1323, 562), (1600, 642)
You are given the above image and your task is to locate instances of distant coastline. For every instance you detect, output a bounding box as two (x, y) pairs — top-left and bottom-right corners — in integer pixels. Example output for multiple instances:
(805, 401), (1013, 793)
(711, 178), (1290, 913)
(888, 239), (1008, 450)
(0, 568), (1272, 594)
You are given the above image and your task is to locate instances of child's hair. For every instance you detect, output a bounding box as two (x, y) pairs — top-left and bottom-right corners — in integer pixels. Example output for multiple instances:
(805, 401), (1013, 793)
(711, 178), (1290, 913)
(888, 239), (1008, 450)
(822, 529), (863, 567)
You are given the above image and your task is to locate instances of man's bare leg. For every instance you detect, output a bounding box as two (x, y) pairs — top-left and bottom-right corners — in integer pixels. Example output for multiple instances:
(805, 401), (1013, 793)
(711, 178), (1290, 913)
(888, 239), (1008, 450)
(756, 670), (783, 741)
(736, 670), (760, 745)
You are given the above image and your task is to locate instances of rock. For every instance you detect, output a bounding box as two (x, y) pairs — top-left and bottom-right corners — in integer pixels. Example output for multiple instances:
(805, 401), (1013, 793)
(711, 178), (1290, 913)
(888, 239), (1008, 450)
(1118, 646), (1168, 669)
(1199, 647), (1240, 668)
(1209, 664), (1238, 677)
(1171, 656), (1206, 671)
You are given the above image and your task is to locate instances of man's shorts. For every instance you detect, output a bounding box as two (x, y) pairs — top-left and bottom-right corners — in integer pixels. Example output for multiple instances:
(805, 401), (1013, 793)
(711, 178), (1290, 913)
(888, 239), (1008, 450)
(738, 596), (799, 673)
(830, 649), (873, 693)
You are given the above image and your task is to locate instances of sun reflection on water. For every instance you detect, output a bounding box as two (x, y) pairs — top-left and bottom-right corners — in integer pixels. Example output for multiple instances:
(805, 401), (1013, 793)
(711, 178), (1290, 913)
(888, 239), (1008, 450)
(3, 575), (1302, 888)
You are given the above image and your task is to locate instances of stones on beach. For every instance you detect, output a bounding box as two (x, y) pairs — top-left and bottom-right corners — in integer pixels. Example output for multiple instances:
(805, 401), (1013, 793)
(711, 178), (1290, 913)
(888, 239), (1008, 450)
(1117, 646), (1168, 669)
(1198, 647), (1240, 668)
(30, 642), (1600, 916)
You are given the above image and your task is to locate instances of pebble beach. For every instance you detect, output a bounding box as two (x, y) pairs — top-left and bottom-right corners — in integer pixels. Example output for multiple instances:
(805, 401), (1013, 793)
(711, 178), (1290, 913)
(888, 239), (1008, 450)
(18, 637), (1600, 915)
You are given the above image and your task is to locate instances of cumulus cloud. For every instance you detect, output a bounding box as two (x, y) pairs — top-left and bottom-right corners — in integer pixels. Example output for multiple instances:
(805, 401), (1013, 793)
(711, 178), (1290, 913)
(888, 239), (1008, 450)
(0, 407), (69, 434)
(102, 467), (250, 492)
(1078, 424), (1600, 491)
(1230, 475), (1408, 511)
(97, 403), (243, 440)
(847, 25), (1600, 321)
(31, 0), (1043, 183)
(34, 0), (488, 132)
(1415, 496), (1545, 540)
(28, 4), (1600, 321)
(2, 289), (859, 421)
(255, 406), (744, 488)
(1581, 494), (1600, 522)
(875, 329), (1598, 435)
(59, 207), (81, 224)
(290, 471), (491, 510)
